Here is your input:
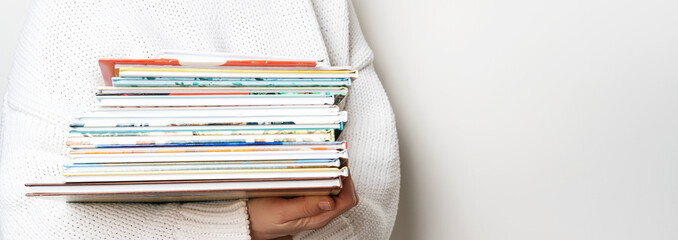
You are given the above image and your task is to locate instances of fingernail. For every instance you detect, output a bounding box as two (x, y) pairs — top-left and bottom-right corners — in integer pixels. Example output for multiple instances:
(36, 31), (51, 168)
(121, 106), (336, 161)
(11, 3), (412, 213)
(319, 201), (333, 211)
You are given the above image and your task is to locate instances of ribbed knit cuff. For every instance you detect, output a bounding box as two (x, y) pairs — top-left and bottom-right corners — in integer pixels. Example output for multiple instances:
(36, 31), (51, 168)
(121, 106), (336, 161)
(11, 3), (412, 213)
(293, 215), (355, 240)
(173, 199), (251, 240)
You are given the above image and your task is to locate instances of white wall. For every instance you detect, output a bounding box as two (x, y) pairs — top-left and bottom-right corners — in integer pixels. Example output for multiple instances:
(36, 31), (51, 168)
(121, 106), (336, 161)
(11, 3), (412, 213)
(2, 1), (678, 239)
(352, 0), (678, 239)
(0, 0), (30, 114)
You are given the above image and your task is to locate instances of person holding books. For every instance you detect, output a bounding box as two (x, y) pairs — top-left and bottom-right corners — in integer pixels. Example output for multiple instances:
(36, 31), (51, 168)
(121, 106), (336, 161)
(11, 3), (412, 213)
(0, 1), (400, 239)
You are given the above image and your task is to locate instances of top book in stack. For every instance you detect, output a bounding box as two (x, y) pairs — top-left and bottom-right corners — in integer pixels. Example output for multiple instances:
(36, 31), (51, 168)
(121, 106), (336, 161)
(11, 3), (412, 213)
(99, 50), (357, 87)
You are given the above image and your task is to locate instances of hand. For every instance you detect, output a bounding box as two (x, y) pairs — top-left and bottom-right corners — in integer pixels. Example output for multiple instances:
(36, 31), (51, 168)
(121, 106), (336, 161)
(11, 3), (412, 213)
(247, 177), (359, 240)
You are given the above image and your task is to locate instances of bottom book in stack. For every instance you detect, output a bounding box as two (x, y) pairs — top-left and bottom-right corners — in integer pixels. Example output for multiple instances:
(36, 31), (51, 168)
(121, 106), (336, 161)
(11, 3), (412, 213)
(27, 142), (349, 202)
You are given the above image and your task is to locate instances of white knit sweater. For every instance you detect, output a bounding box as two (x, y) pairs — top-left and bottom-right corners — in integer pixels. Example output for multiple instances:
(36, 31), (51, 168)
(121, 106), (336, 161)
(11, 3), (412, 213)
(0, 0), (400, 239)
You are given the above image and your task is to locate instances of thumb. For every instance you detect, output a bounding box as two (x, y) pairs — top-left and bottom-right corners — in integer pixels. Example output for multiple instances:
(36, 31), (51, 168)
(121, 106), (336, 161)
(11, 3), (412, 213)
(279, 195), (336, 221)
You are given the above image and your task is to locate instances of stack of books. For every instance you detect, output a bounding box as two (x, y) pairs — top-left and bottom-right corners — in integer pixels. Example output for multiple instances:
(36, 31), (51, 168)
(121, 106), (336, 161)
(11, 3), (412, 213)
(26, 51), (356, 202)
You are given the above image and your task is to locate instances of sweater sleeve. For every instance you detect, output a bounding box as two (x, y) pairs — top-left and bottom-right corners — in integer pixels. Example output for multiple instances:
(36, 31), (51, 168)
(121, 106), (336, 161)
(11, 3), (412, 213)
(294, 1), (402, 239)
(293, 64), (401, 240)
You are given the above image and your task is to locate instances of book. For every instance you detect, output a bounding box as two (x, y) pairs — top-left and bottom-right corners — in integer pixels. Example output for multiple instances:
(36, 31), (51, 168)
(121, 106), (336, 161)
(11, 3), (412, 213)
(98, 50), (326, 86)
(26, 178), (344, 202)
(117, 67), (357, 79)
(67, 150), (349, 163)
(63, 159), (343, 173)
(69, 123), (344, 133)
(62, 167), (349, 183)
(69, 141), (347, 154)
(95, 94), (338, 107)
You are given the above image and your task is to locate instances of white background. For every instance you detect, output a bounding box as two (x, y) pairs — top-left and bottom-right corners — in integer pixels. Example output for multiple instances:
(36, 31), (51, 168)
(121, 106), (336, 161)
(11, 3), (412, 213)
(352, 0), (678, 239)
(3, 1), (678, 239)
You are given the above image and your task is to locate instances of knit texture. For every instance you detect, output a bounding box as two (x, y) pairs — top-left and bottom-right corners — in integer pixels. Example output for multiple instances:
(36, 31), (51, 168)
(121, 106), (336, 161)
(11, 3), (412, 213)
(0, 0), (400, 239)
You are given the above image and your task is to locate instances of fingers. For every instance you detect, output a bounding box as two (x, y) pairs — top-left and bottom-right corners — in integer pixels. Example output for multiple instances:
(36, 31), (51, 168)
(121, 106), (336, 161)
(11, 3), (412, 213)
(336, 176), (359, 210)
(314, 176), (359, 218)
(277, 195), (336, 221)
(284, 177), (359, 232)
